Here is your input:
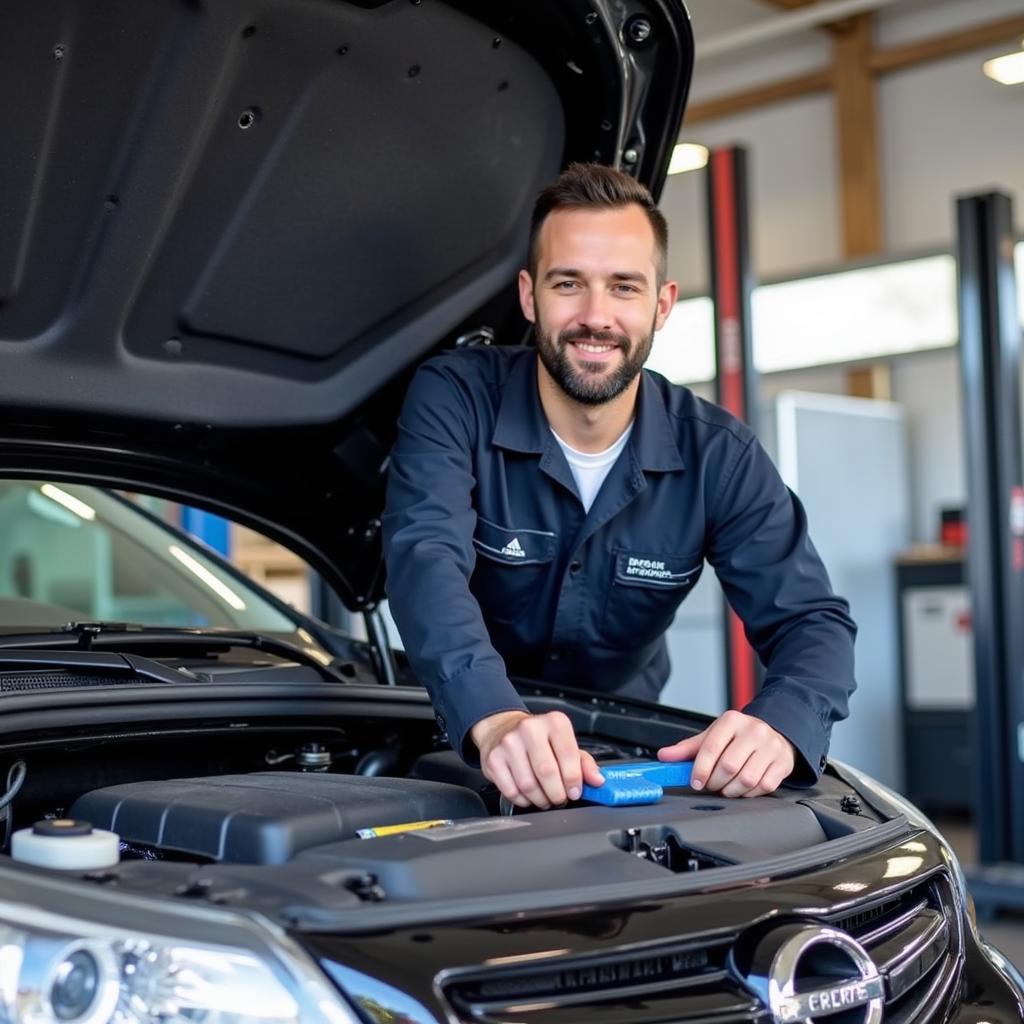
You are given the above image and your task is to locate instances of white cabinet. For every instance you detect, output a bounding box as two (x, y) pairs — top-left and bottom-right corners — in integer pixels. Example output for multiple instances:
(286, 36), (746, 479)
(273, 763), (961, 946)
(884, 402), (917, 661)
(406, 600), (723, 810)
(903, 585), (974, 710)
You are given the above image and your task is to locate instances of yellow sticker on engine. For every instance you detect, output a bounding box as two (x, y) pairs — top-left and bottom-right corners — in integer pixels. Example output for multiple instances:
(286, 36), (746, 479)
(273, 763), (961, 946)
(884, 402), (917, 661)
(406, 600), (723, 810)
(356, 819), (454, 839)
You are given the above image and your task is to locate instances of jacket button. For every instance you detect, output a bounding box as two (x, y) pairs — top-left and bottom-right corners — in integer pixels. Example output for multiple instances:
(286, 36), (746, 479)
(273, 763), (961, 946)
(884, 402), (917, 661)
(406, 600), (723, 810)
(569, 560), (582, 574)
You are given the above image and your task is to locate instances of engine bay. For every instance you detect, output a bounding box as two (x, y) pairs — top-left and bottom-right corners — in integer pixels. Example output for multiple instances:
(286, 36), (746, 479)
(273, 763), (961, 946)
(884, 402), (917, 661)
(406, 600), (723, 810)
(0, 700), (885, 929)
(0, 641), (891, 933)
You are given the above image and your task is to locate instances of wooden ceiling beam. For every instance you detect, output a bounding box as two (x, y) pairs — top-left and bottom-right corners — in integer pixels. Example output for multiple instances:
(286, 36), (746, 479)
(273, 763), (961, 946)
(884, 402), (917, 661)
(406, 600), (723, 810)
(758, 0), (822, 9)
(684, 13), (1024, 126)
(684, 10), (1024, 262)
(756, 0), (848, 33)
(685, 68), (832, 124)
(870, 13), (1024, 74)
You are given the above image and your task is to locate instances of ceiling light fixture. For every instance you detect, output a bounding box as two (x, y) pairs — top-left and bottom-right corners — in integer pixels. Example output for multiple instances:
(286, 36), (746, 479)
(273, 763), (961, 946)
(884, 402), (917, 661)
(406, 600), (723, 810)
(39, 484), (97, 521)
(168, 545), (247, 610)
(667, 143), (709, 175)
(983, 38), (1024, 85)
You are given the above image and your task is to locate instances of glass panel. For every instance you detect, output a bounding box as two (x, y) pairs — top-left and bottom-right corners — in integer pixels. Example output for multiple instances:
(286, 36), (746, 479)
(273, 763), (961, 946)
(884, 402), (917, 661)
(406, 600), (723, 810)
(752, 255), (958, 374)
(645, 296), (715, 385)
(0, 481), (299, 632)
(647, 252), (967, 385)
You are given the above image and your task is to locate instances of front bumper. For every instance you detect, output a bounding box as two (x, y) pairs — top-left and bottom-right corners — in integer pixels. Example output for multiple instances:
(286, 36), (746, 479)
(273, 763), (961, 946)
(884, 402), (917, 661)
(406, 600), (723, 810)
(957, 939), (1024, 1021)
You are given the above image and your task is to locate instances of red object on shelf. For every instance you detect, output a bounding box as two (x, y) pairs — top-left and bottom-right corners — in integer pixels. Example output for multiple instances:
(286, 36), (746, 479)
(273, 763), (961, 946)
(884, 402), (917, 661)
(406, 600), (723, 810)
(941, 521), (967, 547)
(940, 508), (967, 548)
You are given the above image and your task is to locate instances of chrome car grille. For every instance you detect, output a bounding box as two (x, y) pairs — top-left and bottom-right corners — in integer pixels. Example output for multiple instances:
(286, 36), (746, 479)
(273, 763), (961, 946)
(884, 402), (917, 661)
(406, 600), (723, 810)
(439, 872), (961, 1024)
(832, 873), (963, 1023)
(441, 932), (762, 1023)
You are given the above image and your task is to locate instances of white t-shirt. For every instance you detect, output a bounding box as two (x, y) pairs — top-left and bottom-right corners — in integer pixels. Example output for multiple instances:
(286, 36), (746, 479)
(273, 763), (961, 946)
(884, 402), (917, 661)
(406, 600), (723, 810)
(550, 422), (634, 513)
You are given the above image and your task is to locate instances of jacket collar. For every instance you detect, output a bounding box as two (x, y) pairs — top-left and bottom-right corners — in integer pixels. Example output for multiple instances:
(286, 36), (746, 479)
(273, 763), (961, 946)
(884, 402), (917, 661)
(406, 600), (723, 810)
(492, 349), (685, 472)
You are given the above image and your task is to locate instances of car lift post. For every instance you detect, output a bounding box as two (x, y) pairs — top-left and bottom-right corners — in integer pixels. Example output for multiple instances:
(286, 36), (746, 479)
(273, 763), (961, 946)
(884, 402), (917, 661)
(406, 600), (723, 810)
(706, 145), (760, 711)
(957, 190), (1024, 914)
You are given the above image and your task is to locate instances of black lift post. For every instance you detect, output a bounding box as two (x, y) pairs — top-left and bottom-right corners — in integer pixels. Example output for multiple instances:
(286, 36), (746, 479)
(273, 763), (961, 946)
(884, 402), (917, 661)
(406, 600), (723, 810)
(957, 190), (1024, 913)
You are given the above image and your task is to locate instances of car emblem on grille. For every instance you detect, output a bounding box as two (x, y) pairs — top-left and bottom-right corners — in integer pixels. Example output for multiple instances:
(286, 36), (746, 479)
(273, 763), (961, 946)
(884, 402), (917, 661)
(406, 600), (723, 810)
(742, 923), (884, 1024)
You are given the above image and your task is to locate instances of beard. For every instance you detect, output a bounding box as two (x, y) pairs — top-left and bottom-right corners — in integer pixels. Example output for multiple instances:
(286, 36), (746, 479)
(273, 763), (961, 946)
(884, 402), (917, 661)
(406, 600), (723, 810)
(535, 317), (656, 406)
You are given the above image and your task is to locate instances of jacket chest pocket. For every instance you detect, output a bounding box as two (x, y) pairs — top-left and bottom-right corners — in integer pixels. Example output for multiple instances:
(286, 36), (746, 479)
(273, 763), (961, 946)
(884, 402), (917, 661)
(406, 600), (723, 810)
(600, 549), (703, 647)
(470, 518), (558, 625)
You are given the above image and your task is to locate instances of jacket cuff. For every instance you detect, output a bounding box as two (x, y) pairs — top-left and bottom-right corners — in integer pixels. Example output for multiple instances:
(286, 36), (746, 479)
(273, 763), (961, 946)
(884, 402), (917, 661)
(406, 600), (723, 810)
(431, 670), (528, 767)
(742, 686), (829, 788)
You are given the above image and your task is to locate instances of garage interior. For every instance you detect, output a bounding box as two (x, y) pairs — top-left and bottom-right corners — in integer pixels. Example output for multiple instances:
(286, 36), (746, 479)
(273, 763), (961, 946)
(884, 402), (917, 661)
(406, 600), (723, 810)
(95, 0), (1024, 973)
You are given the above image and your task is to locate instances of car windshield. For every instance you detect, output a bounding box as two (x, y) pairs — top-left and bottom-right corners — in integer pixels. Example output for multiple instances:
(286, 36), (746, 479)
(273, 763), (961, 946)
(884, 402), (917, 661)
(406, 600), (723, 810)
(0, 480), (299, 633)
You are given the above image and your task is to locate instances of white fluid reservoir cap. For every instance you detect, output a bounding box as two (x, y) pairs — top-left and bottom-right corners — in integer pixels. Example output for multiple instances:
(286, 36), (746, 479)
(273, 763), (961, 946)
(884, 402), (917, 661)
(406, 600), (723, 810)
(12, 819), (120, 870)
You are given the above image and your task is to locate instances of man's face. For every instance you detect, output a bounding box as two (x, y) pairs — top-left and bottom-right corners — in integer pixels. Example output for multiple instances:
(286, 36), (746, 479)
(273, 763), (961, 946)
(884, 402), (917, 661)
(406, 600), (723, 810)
(519, 204), (677, 406)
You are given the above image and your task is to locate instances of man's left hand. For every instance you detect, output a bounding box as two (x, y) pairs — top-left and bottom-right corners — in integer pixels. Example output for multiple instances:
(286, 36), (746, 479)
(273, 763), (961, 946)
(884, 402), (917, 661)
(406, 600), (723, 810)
(657, 710), (795, 797)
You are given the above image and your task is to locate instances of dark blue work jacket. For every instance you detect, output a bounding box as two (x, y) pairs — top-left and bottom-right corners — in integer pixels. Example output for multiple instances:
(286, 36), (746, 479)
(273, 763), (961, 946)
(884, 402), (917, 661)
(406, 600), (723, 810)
(382, 346), (856, 784)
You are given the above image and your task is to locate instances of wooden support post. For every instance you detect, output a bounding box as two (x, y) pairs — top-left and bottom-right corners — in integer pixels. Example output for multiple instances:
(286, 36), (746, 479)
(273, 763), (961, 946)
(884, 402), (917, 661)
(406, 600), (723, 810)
(833, 14), (882, 258)
(846, 364), (892, 400)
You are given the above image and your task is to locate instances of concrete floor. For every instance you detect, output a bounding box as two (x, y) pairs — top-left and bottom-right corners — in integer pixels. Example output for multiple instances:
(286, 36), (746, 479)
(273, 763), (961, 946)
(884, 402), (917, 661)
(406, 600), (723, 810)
(978, 918), (1024, 967)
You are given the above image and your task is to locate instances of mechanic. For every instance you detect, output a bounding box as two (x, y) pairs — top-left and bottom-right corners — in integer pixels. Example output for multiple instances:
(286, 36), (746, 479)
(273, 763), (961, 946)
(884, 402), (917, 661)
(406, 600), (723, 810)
(382, 163), (856, 810)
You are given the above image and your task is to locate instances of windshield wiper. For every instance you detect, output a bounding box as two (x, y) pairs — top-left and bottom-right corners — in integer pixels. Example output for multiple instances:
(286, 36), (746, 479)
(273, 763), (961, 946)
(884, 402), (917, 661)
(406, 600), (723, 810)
(0, 623), (347, 682)
(0, 648), (197, 685)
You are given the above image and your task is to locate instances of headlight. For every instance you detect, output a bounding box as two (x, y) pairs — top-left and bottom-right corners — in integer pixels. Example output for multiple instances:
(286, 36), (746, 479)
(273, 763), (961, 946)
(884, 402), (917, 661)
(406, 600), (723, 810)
(0, 864), (359, 1024)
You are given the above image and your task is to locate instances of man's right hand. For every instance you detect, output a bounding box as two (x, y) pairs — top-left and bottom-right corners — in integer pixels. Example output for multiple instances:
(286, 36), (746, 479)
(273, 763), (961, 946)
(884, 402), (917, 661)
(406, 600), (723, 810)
(470, 710), (605, 809)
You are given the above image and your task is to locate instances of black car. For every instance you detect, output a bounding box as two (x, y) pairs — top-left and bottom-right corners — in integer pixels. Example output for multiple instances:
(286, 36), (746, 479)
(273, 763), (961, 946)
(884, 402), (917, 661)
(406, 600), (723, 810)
(1, 1), (1023, 1022)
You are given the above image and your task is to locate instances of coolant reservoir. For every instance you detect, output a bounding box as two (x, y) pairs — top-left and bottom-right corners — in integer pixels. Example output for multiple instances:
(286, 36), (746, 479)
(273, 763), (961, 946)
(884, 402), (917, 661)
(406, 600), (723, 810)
(12, 819), (120, 870)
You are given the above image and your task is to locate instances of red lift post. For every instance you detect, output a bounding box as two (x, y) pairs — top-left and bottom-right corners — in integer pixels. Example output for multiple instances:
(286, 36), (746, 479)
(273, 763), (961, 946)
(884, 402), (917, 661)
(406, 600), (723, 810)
(705, 145), (760, 710)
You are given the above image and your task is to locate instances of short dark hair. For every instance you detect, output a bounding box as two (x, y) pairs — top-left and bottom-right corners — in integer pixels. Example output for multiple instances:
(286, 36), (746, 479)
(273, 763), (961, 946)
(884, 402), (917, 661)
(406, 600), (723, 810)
(527, 163), (669, 285)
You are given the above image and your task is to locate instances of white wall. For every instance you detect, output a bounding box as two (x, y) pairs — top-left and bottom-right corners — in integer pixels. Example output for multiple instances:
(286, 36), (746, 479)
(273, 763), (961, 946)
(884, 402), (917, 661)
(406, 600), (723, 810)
(880, 48), (1024, 254)
(686, 0), (832, 96)
(890, 350), (966, 542)
(661, 94), (841, 291)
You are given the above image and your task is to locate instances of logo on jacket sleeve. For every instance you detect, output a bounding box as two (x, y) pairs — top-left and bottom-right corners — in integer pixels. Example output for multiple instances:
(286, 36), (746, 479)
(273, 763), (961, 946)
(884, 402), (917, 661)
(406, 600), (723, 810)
(501, 537), (526, 558)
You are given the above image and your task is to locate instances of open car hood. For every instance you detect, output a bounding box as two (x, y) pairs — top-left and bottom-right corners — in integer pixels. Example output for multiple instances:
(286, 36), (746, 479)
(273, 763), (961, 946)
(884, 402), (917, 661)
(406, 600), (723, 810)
(0, 0), (693, 607)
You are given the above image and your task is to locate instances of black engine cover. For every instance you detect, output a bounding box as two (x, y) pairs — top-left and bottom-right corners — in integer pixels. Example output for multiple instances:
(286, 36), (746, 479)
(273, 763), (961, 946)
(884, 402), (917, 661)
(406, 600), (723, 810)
(71, 772), (487, 864)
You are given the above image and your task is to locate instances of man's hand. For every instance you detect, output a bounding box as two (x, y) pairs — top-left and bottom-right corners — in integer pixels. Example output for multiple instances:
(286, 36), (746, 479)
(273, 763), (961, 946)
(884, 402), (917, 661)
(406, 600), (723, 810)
(657, 710), (795, 798)
(471, 710), (605, 809)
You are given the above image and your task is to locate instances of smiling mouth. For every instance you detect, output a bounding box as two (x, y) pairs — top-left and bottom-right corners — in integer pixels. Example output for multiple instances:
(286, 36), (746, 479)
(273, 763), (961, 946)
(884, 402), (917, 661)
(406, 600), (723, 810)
(569, 340), (622, 357)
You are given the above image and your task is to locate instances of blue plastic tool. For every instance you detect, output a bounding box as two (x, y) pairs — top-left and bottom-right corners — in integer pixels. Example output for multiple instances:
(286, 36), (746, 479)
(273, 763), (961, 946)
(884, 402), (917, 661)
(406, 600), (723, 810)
(581, 760), (694, 806)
